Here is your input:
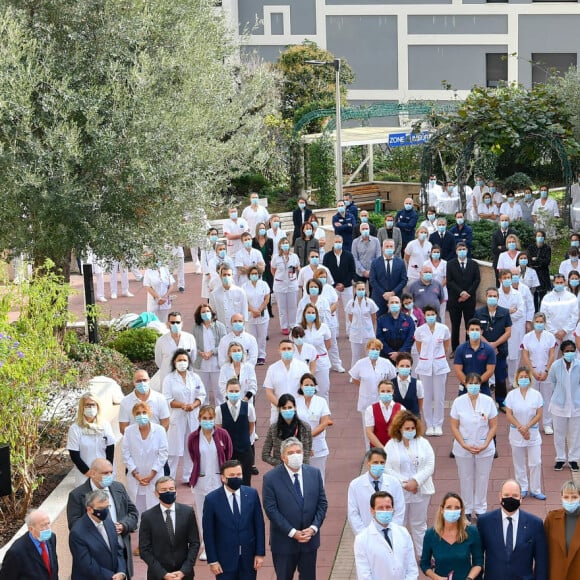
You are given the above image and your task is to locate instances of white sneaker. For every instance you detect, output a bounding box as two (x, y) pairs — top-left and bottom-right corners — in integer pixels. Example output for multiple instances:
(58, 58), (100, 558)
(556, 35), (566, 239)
(425, 427), (434, 437)
(199, 550), (207, 561)
(121, 291), (134, 297)
(97, 296), (107, 303)
(110, 294), (117, 300)
(544, 425), (554, 435)
(434, 427), (443, 436)
(334, 366), (346, 373)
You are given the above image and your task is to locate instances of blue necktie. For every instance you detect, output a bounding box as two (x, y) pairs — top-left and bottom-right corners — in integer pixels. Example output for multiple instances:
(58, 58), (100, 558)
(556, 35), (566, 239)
(372, 480), (380, 492)
(294, 474), (303, 503)
(382, 527), (393, 549)
(232, 493), (240, 524)
(506, 516), (513, 559)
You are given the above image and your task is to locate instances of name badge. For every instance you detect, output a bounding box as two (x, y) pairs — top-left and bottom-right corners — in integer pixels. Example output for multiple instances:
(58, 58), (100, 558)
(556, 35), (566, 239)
(465, 354), (473, 359)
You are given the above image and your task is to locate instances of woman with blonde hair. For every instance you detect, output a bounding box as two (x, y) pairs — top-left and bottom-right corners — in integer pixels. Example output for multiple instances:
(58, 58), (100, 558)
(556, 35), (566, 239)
(300, 303), (331, 402)
(497, 233), (521, 272)
(404, 226), (432, 283)
(420, 492), (483, 580)
(67, 392), (116, 484)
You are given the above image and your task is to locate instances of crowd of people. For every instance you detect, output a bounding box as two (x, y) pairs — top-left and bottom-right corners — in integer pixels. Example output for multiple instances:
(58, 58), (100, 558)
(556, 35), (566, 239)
(4, 177), (580, 580)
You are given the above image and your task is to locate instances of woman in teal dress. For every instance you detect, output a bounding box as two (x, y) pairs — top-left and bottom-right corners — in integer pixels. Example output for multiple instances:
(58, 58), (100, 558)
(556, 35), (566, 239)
(420, 492), (483, 580)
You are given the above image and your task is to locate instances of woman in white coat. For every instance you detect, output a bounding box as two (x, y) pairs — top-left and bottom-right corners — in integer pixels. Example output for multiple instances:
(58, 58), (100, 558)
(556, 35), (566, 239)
(385, 410), (435, 559)
(496, 234), (521, 272)
(143, 260), (176, 323)
(122, 401), (168, 511)
(296, 373), (332, 483)
(290, 326), (317, 374)
(345, 281), (378, 368)
(521, 312), (556, 434)
(404, 226), (432, 283)
(218, 342), (258, 402)
(314, 268), (343, 372)
(242, 265), (270, 364)
(350, 338), (396, 446)
(295, 278), (332, 328)
(163, 348), (206, 483)
(271, 236), (300, 335)
(414, 305), (451, 437)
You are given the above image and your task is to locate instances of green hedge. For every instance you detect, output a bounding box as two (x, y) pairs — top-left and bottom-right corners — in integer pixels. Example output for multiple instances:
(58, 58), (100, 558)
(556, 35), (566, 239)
(108, 328), (160, 363)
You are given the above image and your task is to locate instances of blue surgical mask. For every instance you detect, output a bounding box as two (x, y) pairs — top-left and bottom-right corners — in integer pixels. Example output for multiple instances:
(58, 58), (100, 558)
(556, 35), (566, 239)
(443, 510), (462, 523)
(404, 302), (414, 311)
(563, 500), (580, 514)
(361, 216), (368, 223)
(309, 287), (319, 296)
(305, 313), (317, 323)
(476, 180), (483, 186)
(293, 337), (304, 346)
(218, 250), (227, 259)
(563, 352), (576, 363)
(418, 233), (427, 241)
(222, 275), (232, 285)
(250, 274), (259, 282)
(404, 203), (413, 211)
(425, 315), (437, 325)
(375, 510), (393, 526)
(356, 289), (366, 298)
(397, 367), (411, 377)
(507, 242), (516, 251)
(456, 218), (464, 226)
(512, 275), (520, 284)
(281, 351), (293, 361)
(210, 235), (218, 243)
(431, 252), (440, 260)
(136, 414), (150, 426)
(304, 229), (312, 238)
(389, 303), (400, 313)
(484, 198), (491, 205)
(427, 214), (435, 222)
(501, 221), (509, 229)
(135, 381), (150, 394)
(334, 243), (343, 251)
(318, 277), (327, 285)
(338, 206), (345, 213)
(519, 258), (528, 267)
(571, 279), (580, 288)
(201, 311), (212, 321)
(525, 193), (532, 201)
(273, 222), (280, 229)
(458, 249), (468, 259)
(554, 284), (565, 292)
(502, 279), (512, 288)
(540, 190), (548, 198)
(345, 200), (351, 206)
(437, 226), (446, 234)
(385, 221), (394, 229)
(299, 202), (306, 210)
(231, 351), (243, 362)
(572, 241), (580, 248)
(101, 474), (114, 488)
(39, 529), (52, 542)
(518, 377), (531, 388)
(536, 237), (544, 244)
(384, 248), (394, 257)
(170, 323), (181, 333)
(201, 420), (215, 431)
(362, 229), (370, 237)
(230, 212), (238, 220)
(423, 273), (433, 282)
(487, 296), (498, 306)
(369, 464), (385, 478)
(227, 392), (241, 402)
(507, 197), (515, 204)
(469, 331), (481, 341)
(467, 384), (480, 396)
(379, 392), (393, 404)
(490, 187), (496, 194)
(534, 322), (545, 332)
(281, 409), (295, 421)
(303, 386), (316, 397)
(311, 221), (318, 228)
(251, 197), (258, 205)
(243, 240), (252, 249)
(403, 430), (416, 440)
(310, 257), (319, 266)
(281, 244), (290, 252)
(232, 322), (244, 332)
(368, 349), (380, 360)
(258, 228), (266, 236)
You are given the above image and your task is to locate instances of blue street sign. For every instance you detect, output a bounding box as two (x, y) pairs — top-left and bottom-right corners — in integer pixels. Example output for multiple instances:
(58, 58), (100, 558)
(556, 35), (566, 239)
(388, 131), (431, 147)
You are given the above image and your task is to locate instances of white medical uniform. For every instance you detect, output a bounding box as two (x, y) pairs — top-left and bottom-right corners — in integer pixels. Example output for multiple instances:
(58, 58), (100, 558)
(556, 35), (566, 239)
(242, 279), (270, 360)
(241, 203), (269, 238)
(519, 266), (540, 291)
(500, 201), (523, 221)
(155, 331), (197, 388)
(222, 218), (250, 257)
(217, 331), (258, 367)
(209, 284), (249, 332)
(271, 252), (300, 332)
(303, 323), (332, 402)
(293, 342), (318, 371)
(497, 251), (521, 272)
(234, 247), (264, 286)
(263, 359), (310, 423)
(218, 362), (257, 403)
(345, 296), (379, 367)
(118, 390), (170, 428)
(143, 267), (175, 323)
(297, 265), (334, 296)
(541, 289), (578, 343)
(404, 240), (432, 283)
(498, 287), (526, 385)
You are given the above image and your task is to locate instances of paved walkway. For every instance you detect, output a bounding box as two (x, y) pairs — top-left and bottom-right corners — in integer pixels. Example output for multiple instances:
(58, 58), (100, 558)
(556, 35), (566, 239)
(48, 263), (580, 578)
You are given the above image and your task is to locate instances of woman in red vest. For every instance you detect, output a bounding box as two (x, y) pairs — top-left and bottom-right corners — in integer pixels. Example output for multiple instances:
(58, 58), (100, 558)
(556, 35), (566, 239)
(365, 379), (405, 448)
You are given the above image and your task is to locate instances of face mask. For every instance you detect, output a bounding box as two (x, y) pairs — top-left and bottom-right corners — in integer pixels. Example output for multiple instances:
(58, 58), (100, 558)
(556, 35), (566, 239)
(563, 352), (576, 363)
(572, 241), (580, 248)
(563, 500), (580, 514)
(39, 528), (52, 542)
(299, 202), (306, 210)
(403, 430), (416, 440)
(84, 407), (98, 419)
(287, 453), (303, 470)
(404, 203), (413, 211)
(368, 349), (380, 361)
(512, 275), (520, 284)
(487, 296), (498, 306)
(456, 218), (464, 226)
(507, 242), (516, 251)
(525, 193), (532, 201)
(426, 315), (437, 325)
(573, 257), (579, 263)
(210, 235), (218, 243)
(201, 311), (212, 322)
(304, 230), (312, 238)
(429, 180), (436, 186)
(437, 226), (446, 234)
(362, 229), (370, 237)
(356, 289), (366, 298)
(293, 337), (304, 346)
(418, 233), (427, 241)
(476, 180), (483, 186)
(176, 361), (189, 372)
(507, 197), (515, 204)
(369, 464), (385, 478)
(375, 510), (393, 526)
(92, 507), (109, 522)
(554, 284), (565, 292)
(427, 214), (435, 222)
(536, 237), (544, 244)
(502, 279), (512, 288)
(156, 260), (163, 268)
(303, 386), (316, 397)
(423, 273), (433, 282)
(469, 331), (481, 341)
(458, 249), (467, 259)
(135, 414), (150, 426)
(489, 187), (496, 194)
(273, 222), (280, 229)
(227, 392), (241, 402)
(170, 323), (181, 333)
(281, 351), (293, 361)
(397, 367), (411, 377)
(571, 279), (580, 288)
(389, 303), (400, 313)
(534, 322), (544, 332)
(230, 212), (238, 220)
(431, 252), (440, 260)
(443, 510), (462, 523)
(518, 377), (531, 388)
(386, 221), (394, 229)
(338, 206), (345, 213)
(519, 259), (528, 268)
(311, 221), (318, 228)
(404, 302), (413, 311)
(345, 200), (351, 206)
(222, 276), (232, 286)
(501, 497), (521, 513)
(101, 474), (114, 488)
(232, 321), (244, 333)
(310, 257), (319, 266)
(334, 243), (343, 251)
(305, 313), (317, 323)
(218, 250), (227, 259)
(251, 198), (258, 205)
(379, 393), (393, 404)
(308, 287), (319, 296)
(281, 409), (296, 421)
(135, 382), (150, 394)
(281, 244), (290, 252)
(231, 351), (243, 362)
(361, 216), (369, 223)
(467, 384), (480, 396)
(226, 476), (243, 491)
(484, 198), (491, 205)
(317, 277), (327, 285)
(200, 420), (215, 430)
(501, 221), (509, 229)
(258, 228), (266, 236)
(384, 248), (394, 257)
(243, 240), (252, 249)
(540, 190), (548, 198)
(158, 491), (177, 505)
(250, 274), (259, 282)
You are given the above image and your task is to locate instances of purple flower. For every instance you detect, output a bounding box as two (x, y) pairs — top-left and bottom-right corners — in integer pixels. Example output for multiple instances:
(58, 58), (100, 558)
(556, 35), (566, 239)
(17, 351), (24, 359)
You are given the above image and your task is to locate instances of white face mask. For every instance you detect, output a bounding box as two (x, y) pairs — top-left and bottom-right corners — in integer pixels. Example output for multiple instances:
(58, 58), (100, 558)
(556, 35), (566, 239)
(84, 407), (98, 419)
(286, 453), (303, 470)
(176, 361), (189, 372)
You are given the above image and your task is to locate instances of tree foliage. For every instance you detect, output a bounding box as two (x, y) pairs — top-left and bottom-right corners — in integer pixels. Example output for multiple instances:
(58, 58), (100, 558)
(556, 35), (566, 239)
(0, 0), (277, 274)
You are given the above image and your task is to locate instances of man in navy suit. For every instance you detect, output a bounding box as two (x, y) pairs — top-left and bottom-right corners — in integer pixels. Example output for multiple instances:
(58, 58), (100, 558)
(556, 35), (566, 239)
(477, 479), (548, 580)
(203, 459), (266, 579)
(69, 489), (128, 580)
(263, 437), (328, 580)
(370, 239), (408, 316)
(0, 509), (59, 580)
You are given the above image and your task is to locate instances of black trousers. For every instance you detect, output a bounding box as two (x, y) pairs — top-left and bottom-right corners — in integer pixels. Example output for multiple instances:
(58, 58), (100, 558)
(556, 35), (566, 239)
(449, 298), (476, 351)
(273, 550), (317, 580)
(232, 446), (254, 487)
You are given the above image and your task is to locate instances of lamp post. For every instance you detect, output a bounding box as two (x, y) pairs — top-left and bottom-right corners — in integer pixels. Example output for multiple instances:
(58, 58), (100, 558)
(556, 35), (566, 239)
(305, 58), (343, 201)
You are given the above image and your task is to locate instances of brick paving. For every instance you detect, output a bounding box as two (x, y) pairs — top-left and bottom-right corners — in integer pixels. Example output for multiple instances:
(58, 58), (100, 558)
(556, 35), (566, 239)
(56, 262), (580, 579)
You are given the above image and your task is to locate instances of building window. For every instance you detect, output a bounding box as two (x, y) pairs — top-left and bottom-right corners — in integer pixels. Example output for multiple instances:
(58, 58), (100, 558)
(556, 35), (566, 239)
(270, 12), (284, 35)
(532, 53), (577, 85)
(486, 53), (508, 88)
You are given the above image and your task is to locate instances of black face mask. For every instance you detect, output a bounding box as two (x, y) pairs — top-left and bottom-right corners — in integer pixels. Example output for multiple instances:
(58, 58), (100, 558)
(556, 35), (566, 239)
(92, 507), (109, 522)
(159, 491), (177, 505)
(501, 497), (521, 513)
(226, 477), (243, 491)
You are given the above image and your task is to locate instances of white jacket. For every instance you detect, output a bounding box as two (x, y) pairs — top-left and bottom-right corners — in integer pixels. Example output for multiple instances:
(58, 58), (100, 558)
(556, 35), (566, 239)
(385, 437), (435, 496)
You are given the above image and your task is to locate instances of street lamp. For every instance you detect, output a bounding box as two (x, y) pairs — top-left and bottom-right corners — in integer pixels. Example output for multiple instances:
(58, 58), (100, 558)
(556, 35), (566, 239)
(304, 58), (343, 201)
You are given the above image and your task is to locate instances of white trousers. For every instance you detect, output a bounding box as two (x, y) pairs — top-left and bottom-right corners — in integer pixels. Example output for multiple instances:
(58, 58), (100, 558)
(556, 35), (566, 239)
(190, 246), (201, 271)
(552, 414), (580, 462)
(328, 325), (342, 369)
(110, 261), (129, 295)
(350, 342), (367, 369)
(247, 319), (269, 360)
(455, 454), (494, 515)
(361, 412), (370, 450)
(197, 370), (223, 406)
(507, 357), (521, 388)
(275, 290), (298, 331)
(439, 301), (447, 324)
(420, 373), (447, 429)
(315, 363), (330, 403)
(173, 249), (185, 288)
(337, 288), (353, 333)
(537, 381), (553, 426)
(168, 435), (193, 483)
(310, 455), (328, 486)
(404, 495), (431, 559)
(511, 444), (542, 494)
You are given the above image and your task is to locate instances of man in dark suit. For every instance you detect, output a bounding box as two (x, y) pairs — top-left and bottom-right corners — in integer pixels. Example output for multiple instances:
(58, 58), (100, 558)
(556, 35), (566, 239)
(67, 458), (138, 578)
(263, 436), (328, 580)
(203, 459), (266, 579)
(428, 216), (456, 261)
(447, 241), (481, 352)
(139, 476), (200, 580)
(69, 489), (128, 580)
(0, 509), (58, 580)
(292, 197), (312, 244)
(370, 239), (408, 316)
(478, 479), (548, 579)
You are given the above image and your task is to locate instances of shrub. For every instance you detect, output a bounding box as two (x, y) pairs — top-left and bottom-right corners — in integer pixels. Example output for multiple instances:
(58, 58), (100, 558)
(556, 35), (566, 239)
(108, 328), (160, 362)
(308, 135), (335, 208)
(503, 172), (532, 191)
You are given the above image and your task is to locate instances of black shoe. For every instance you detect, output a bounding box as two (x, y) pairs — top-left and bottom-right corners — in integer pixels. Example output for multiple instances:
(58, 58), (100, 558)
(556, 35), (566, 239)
(449, 451), (455, 459)
(554, 461), (566, 471)
(570, 461), (579, 472)
(494, 450), (499, 459)
(251, 466), (259, 475)
(179, 287), (185, 293)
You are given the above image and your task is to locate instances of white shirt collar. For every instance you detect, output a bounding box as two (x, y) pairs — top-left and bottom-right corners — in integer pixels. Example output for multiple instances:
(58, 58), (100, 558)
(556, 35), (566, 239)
(284, 464), (302, 480)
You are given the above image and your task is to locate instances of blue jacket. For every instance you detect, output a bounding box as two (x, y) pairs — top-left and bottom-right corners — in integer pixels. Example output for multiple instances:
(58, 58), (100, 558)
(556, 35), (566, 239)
(449, 223), (473, 253)
(376, 313), (415, 357)
(332, 212), (356, 251)
(428, 231), (456, 262)
(369, 256), (408, 315)
(549, 358), (580, 410)
(395, 208), (418, 246)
